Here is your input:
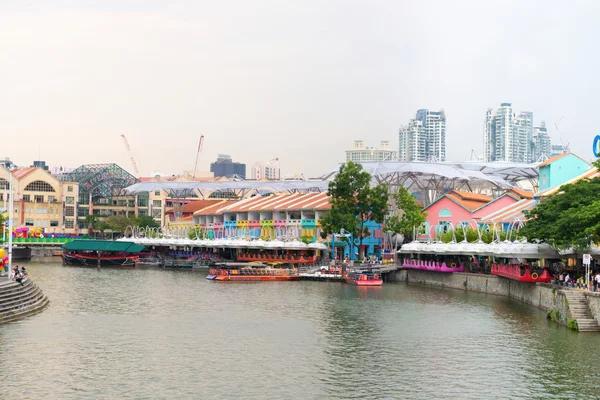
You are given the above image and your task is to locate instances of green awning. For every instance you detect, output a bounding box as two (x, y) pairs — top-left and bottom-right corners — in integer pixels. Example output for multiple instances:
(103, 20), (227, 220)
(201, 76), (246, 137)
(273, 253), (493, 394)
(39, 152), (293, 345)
(63, 240), (146, 253)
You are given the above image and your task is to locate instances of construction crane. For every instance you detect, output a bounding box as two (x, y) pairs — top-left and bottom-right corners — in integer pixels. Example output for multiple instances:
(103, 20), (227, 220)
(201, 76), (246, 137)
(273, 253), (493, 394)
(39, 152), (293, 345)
(120, 134), (140, 176)
(192, 135), (205, 178)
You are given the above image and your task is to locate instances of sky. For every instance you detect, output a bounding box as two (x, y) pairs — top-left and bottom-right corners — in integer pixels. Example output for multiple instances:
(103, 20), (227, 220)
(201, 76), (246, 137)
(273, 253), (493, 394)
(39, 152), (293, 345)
(1, 0), (598, 178)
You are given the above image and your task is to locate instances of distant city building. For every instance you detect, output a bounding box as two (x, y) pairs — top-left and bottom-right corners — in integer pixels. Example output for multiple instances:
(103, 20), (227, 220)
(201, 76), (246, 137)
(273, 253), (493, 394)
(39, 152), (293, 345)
(532, 121), (552, 161)
(31, 161), (49, 171)
(210, 154), (246, 179)
(399, 109), (446, 162)
(346, 140), (398, 163)
(551, 144), (568, 157)
(0, 158), (16, 170)
(252, 159), (280, 180)
(51, 166), (75, 176)
(484, 103), (533, 163)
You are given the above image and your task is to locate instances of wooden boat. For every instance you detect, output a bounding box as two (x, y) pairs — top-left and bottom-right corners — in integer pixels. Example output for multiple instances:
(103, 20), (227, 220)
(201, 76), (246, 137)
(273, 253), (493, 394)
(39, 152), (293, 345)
(206, 262), (300, 281)
(344, 268), (383, 286)
(61, 240), (145, 267)
(402, 259), (465, 273)
(491, 263), (553, 283)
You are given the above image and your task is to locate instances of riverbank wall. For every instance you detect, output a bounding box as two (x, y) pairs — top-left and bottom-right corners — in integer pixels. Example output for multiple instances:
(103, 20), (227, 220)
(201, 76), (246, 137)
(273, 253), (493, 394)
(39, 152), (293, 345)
(390, 269), (574, 326)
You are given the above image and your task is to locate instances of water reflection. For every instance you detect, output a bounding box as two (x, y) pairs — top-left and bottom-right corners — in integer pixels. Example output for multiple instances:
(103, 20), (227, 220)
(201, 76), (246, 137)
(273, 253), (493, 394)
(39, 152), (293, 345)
(1, 263), (600, 399)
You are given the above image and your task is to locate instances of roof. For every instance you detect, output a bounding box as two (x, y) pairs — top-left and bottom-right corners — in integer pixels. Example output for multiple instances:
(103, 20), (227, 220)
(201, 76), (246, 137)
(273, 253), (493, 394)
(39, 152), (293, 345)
(536, 167), (600, 197)
(11, 168), (37, 179)
(219, 193), (331, 213)
(171, 215), (194, 224)
(538, 152), (588, 167)
(166, 200), (223, 214)
(449, 190), (493, 202)
(193, 200), (237, 216)
(63, 240), (145, 253)
(125, 181), (329, 194)
(480, 199), (537, 224)
(506, 188), (534, 199)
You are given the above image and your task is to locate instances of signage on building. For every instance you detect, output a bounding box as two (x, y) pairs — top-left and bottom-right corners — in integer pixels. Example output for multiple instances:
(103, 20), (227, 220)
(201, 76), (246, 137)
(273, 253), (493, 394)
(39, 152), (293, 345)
(583, 253), (592, 265)
(593, 135), (600, 158)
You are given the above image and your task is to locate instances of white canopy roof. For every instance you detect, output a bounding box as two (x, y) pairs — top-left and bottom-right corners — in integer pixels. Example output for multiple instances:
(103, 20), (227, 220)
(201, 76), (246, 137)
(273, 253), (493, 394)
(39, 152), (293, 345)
(124, 180), (329, 195)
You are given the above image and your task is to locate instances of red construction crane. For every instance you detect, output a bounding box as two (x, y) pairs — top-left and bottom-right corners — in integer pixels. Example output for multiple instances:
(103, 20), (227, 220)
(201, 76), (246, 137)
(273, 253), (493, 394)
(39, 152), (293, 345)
(120, 134), (140, 176)
(192, 135), (204, 178)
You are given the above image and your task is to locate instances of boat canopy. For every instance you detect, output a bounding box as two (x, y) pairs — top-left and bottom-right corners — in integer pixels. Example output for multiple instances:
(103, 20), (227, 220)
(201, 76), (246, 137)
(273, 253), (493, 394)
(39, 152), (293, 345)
(64, 240), (146, 253)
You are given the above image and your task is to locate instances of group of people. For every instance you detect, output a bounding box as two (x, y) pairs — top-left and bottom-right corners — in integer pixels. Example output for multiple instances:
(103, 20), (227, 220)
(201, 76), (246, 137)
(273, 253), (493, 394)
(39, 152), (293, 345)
(556, 271), (600, 291)
(10, 265), (28, 286)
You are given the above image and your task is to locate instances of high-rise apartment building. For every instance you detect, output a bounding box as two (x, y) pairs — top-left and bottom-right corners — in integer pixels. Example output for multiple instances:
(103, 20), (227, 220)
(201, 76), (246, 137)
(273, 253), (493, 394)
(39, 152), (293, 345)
(346, 140), (398, 162)
(532, 121), (552, 161)
(399, 109), (446, 162)
(484, 103), (533, 163)
(252, 159), (280, 180)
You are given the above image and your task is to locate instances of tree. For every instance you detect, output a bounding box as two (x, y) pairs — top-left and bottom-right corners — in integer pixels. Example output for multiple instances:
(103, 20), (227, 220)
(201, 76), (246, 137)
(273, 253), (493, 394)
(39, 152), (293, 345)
(104, 216), (133, 234)
(135, 215), (160, 229)
(384, 185), (427, 242)
(520, 174), (600, 251)
(319, 161), (389, 259)
(85, 215), (99, 238)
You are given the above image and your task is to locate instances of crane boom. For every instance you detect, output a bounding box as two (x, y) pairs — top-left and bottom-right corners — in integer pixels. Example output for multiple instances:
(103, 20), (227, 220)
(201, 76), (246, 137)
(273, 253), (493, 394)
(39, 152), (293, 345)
(120, 134), (140, 176)
(192, 135), (204, 178)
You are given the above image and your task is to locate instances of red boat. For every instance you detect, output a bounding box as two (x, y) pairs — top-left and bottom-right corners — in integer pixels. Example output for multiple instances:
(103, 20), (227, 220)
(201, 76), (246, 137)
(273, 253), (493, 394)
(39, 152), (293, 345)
(206, 263), (300, 282)
(344, 269), (383, 286)
(491, 263), (553, 283)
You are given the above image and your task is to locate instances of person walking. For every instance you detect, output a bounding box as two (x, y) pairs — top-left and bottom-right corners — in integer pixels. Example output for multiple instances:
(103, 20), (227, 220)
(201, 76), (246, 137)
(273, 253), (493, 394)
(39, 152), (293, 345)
(596, 272), (600, 293)
(593, 270), (597, 292)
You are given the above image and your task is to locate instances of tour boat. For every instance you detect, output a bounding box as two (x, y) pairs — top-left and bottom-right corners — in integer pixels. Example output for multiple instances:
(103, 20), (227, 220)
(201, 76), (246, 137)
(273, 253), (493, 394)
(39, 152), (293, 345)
(491, 263), (553, 283)
(344, 268), (383, 286)
(62, 240), (145, 267)
(206, 262), (300, 281)
(402, 259), (465, 273)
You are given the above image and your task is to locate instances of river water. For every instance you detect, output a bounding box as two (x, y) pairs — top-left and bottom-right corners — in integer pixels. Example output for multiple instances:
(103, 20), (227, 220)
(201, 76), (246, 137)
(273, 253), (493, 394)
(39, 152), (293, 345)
(1, 262), (600, 399)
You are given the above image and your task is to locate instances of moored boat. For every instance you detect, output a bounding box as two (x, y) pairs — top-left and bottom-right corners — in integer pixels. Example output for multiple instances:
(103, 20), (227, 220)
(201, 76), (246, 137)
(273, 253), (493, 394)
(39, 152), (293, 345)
(62, 240), (145, 267)
(206, 262), (300, 281)
(491, 263), (553, 283)
(344, 268), (383, 286)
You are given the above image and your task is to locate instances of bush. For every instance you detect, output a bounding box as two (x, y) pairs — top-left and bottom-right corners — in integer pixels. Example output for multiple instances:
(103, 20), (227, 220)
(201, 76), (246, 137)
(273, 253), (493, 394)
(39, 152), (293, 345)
(567, 318), (579, 331)
(548, 310), (561, 322)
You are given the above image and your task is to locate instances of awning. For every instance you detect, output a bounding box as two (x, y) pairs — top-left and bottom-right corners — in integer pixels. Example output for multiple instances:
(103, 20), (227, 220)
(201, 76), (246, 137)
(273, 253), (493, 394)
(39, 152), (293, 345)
(63, 240), (146, 253)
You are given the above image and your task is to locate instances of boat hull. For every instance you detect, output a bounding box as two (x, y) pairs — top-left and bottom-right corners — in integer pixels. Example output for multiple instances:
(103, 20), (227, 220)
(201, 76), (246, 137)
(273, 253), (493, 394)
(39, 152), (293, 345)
(62, 254), (137, 267)
(213, 275), (299, 281)
(491, 264), (552, 283)
(344, 277), (383, 286)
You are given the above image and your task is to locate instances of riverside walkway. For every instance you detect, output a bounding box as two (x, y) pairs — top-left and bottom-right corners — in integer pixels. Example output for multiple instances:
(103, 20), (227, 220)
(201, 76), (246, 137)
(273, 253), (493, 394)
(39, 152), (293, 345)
(0, 275), (50, 323)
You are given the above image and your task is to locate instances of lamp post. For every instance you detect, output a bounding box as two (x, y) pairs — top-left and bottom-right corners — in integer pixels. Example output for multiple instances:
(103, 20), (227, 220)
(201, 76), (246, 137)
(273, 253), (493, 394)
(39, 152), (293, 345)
(7, 171), (14, 274)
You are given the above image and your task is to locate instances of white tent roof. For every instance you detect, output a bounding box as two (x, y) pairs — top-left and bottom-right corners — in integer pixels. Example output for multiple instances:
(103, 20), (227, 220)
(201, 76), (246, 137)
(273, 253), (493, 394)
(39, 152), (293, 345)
(124, 180), (329, 194)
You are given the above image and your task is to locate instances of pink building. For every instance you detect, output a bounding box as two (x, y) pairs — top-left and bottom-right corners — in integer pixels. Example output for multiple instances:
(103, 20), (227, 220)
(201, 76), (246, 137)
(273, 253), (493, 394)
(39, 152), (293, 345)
(422, 189), (533, 236)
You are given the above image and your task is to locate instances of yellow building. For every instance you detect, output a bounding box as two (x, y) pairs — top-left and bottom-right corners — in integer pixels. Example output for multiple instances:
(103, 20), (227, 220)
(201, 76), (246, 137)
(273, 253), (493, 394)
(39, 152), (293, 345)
(0, 166), (80, 234)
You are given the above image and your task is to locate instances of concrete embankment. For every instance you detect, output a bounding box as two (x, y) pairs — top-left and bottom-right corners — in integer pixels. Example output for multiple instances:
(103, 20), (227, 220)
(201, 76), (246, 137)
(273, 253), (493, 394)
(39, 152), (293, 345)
(0, 278), (50, 323)
(389, 269), (594, 330)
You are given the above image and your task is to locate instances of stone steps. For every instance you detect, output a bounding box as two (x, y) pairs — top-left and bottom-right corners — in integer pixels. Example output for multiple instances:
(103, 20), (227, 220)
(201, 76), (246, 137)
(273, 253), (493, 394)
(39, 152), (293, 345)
(0, 277), (49, 324)
(562, 290), (600, 332)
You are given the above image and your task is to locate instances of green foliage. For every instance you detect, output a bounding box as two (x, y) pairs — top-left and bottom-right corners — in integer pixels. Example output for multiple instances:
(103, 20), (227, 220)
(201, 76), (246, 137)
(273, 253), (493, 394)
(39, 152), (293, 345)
(384, 186), (427, 242)
(299, 235), (314, 245)
(320, 162), (389, 254)
(438, 227), (513, 244)
(134, 215), (160, 229)
(521, 175), (600, 251)
(104, 216), (132, 233)
(188, 226), (204, 240)
(548, 310), (561, 322)
(567, 318), (579, 331)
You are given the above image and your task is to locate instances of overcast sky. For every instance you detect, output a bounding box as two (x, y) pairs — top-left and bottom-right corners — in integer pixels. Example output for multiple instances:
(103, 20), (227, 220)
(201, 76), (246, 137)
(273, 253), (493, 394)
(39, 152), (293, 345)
(1, 0), (597, 177)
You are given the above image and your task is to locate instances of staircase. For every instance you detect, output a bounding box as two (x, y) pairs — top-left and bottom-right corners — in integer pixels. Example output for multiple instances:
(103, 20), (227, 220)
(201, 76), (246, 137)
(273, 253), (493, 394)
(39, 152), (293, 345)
(563, 290), (600, 332)
(0, 278), (49, 324)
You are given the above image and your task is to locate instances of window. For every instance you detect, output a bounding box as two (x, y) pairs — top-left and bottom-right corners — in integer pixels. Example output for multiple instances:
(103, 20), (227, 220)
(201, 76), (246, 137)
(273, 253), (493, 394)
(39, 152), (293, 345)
(152, 200), (162, 208)
(24, 180), (55, 193)
(438, 208), (452, 218)
(23, 195), (31, 202)
(66, 196), (75, 204)
(25, 219), (34, 226)
(67, 186), (73, 192)
(0, 179), (8, 190)
(154, 191), (160, 196)
(138, 210), (147, 216)
(37, 208), (47, 214)
(34, 195), (44, 203)
(65, 219), (74, 229)
(50, 220), (59, 227)
(48, 195), (56, 202)
(65, 206), (74, 217)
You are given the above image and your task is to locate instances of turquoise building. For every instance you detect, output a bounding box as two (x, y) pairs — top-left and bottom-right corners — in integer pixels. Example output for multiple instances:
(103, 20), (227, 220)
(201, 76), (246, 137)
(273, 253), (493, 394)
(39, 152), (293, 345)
(537, 153), (590, 193)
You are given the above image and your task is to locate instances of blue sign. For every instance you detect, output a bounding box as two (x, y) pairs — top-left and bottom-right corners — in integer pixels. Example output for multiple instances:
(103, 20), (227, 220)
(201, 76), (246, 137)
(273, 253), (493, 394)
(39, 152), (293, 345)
(594, 135), (600, 158)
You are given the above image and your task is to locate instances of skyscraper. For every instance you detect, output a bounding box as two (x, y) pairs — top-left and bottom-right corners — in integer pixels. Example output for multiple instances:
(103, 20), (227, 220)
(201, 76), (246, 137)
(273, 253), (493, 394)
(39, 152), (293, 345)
(484, 103), (533, 163)
(399, 109), (446, 162)
(532, 121), (552, 161)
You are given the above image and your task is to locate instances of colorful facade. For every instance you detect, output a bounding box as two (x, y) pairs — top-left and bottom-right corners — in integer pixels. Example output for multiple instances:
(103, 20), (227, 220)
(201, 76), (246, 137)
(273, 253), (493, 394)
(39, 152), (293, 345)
(192, 193), (386, 259)
(537, 153), (590, 193)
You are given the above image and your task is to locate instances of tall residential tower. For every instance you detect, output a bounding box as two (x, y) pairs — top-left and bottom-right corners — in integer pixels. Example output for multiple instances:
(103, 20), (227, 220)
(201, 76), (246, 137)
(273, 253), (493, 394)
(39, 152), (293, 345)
(484, 103), (533, 163)
(399, 109), (446, 162)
